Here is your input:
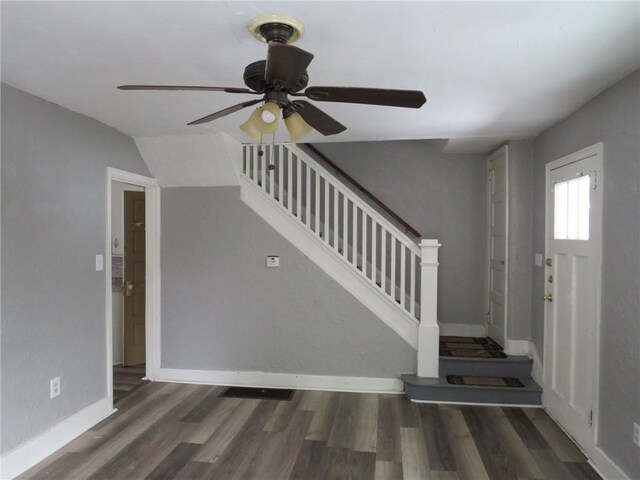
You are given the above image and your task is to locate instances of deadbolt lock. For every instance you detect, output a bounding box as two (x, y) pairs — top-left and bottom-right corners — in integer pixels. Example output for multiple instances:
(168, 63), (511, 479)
(543, 293), (553, 302)
(545, 258), (553, 267)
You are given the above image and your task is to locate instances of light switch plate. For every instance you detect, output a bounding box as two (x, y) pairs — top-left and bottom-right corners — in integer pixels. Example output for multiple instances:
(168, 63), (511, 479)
(633, 423), (640, 448)
(95, 254), (104, 271)
(534, 253), (543, 267)
(266, 256), (280, 268)
(50, 377), (60, 398)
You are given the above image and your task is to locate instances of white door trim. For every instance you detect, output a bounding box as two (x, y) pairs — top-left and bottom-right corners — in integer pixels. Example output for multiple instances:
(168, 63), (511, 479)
(106, 168), (161, 413)
(543, 142), (603, 460)
(485, 145), (509, 345)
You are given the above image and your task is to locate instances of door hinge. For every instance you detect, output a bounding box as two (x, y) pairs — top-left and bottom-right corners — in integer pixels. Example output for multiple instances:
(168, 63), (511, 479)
(588, 410), (593, 428)
(592, 171), (598, 190)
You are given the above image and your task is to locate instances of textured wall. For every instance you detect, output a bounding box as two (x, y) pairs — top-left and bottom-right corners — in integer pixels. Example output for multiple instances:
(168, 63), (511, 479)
(531, 71), (640, 477)
(1, 84), (149, 453)
(311, 141), (487, 327)
(160, 187), (416, 378)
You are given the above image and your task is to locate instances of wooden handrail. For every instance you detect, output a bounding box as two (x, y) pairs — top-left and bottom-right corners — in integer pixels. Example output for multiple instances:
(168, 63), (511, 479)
(302, 143), (423, 237)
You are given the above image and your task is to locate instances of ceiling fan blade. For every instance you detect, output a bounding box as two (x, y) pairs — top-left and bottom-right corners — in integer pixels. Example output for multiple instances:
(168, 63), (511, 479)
(304, 86), (426, 108)
(265, 42), (314, 91)
(293, 100), (346, 136)
(118, 85), (257, 94)
(187, 98), (263, 125)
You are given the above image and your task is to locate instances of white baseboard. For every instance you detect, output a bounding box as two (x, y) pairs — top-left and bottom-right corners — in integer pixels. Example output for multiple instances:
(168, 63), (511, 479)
(504, 339), (531, 356)
(530, 342), (543, 386)
(590, 445), (631, 480)
(157, 368), (404, 394)
(0, 397), (114, 479)
(438, 323), (487, 337)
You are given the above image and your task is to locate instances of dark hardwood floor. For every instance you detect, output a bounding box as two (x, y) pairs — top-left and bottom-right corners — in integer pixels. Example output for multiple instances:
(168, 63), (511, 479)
(21, 381), (600, 480)
(113, 364), (147, 405)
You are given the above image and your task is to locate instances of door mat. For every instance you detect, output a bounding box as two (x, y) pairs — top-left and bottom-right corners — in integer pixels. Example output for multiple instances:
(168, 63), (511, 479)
(446, 375), (524, 388)
(439, 336), (506, 358)
(440, 349), (507, 359)
(221, 386), (295, 401)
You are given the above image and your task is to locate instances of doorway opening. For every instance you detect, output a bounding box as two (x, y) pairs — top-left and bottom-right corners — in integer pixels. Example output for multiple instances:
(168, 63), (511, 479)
(106, 168), (160, 412)
(111, 182), (146, 403)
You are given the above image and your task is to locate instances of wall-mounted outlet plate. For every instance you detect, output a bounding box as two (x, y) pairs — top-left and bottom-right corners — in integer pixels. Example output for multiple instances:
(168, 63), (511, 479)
(633, 423), (640, 448)
(50, 377), (60, 398)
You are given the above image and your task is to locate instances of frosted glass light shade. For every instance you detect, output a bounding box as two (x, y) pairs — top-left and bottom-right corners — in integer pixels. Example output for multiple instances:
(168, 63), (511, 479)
(284, 112), (313, 142)
(239, 116), (262, 141)
(256, 102), (280, 134)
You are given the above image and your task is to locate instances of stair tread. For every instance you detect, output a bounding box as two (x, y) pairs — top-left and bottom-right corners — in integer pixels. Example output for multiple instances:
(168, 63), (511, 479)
(401, 373), (542, 393)
(439, 354), (532, 363)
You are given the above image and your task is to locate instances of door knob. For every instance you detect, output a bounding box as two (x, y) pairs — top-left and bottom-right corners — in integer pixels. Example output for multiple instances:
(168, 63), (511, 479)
(543, 293), (553, 302)
(126, 280), (134, 297)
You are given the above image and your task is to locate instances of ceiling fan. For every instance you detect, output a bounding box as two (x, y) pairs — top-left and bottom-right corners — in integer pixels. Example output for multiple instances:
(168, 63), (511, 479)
(118, 15), (427, 142)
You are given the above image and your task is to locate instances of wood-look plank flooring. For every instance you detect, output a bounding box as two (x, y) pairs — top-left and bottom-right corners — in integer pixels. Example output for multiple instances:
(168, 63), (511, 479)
(21, 382), (601, 480)
(113, 364), (147, 405)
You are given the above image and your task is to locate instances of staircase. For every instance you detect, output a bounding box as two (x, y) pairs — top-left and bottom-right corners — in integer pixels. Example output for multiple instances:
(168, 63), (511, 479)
(402, 338), (542, 405)
(238, 143), (441, 376)
(237, 143), (542, 405)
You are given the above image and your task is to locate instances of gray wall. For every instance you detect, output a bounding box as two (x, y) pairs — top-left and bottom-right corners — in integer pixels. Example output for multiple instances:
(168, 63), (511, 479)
(506, 140), (534, 341)
(312, 141), (487, 327)
(531, 71), (640, 477)
(160, 187), (416, 377)
(1, 84), (149, 453)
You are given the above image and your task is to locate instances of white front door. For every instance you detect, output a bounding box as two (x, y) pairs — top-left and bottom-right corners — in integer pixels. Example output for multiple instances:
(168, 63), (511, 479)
(487, 146), (508, 346)
(544, 143), (603, 454)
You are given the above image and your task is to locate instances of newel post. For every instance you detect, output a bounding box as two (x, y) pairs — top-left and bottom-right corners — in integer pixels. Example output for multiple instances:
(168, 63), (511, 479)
(417, 239), (441, 378)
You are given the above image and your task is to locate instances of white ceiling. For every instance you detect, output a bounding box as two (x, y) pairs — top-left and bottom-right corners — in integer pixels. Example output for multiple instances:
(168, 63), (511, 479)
(2, 2), (639, 151)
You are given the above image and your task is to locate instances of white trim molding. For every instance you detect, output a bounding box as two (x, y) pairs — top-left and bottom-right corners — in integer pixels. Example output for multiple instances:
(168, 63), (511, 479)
(0, 398), (113, 479)
(589, 446), (631, 480)
(503, 339), (531, 356)
(156, 368), (404, 394)
(438, 323), (488, 337)
(106, 167), (161, 415)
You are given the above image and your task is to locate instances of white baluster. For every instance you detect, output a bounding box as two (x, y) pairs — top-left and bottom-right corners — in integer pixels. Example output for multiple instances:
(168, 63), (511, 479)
(390, 238), (396, 300)
(362, 212), (368, 277)
(342, 195), (348, 257)
(352, 202), (358, 267)
(400, 245), (406, 309)
(305, 162), (311, 227)
(296, 154), (301, 219)
(333, 186), (339, 250)
(315, 172), (320, 235)
(261, 146), (267, 190)
(278, 145), (283, 203)
(371, 220), (377, 285)
(287, 148), (293, 211)
(324, 176), (330, 243)
(410, 252), (416, 317)
(381, 229), (387, 294)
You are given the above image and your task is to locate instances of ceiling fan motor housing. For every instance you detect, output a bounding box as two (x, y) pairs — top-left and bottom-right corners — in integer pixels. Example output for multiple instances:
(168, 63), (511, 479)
(243, 60), (309, 94)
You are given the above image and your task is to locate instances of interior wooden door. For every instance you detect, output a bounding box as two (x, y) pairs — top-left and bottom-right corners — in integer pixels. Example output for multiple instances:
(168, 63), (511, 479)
(487, 146), (508, 346)
(544, 144), (602, 454)
(123, 191), (146, 366)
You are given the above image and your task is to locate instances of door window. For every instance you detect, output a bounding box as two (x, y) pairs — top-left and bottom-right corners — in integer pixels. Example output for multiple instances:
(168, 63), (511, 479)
(554, 175), (590, 240)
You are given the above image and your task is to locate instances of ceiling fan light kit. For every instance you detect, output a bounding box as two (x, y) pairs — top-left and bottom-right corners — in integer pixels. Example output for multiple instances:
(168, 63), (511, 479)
(117, 14), (426, 144)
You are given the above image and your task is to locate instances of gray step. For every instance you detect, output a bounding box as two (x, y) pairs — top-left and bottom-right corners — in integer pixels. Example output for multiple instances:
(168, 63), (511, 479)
(402, 374), (542, 406)
(439, 355), (533, 377)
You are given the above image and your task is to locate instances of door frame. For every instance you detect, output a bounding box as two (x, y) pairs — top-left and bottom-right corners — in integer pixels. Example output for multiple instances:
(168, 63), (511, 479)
(542, 142), (603, 457)
(485, 145), (509, 344)
(106, 167), (160, 412)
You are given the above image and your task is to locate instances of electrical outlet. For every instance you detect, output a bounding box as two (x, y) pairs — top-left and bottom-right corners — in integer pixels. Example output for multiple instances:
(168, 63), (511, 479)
(50, 377), (60, 398)
(633, 423), (640, 448)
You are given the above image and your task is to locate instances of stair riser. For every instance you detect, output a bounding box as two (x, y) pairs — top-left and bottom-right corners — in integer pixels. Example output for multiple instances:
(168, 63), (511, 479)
(439, 358), (533, 378)
(404, 383), (542, 406)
